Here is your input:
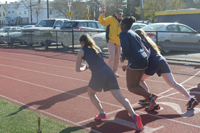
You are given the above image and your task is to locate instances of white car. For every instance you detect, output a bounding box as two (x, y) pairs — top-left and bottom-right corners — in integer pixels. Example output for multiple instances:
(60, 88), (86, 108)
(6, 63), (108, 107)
(0, 27), (21, 43)
(141, 22), (200, 52)
(92, 23), (146, 50)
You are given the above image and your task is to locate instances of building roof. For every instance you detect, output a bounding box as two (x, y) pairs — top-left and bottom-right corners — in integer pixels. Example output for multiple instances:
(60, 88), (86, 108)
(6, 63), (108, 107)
(155, 8), (200, 16)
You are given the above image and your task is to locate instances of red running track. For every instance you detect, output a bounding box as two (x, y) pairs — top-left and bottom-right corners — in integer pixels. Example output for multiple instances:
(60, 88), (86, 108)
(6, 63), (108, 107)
(0, 48), (200, 133)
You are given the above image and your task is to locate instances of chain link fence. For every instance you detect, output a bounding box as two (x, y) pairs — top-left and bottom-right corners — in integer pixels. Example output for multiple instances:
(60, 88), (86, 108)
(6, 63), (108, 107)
(0, 29), (199, 69)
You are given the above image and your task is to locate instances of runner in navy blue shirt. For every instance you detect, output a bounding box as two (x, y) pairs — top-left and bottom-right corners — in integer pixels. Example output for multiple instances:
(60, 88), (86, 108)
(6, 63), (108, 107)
(135, 29), (199, 110)
(119, 16), (159, 111)
(76, 34), (143, 131)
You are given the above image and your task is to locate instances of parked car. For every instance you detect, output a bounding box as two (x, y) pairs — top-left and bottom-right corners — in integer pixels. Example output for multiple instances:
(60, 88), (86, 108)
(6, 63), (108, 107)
(21, 18), (69, 46)
(92, 23), (146, 50)
(60, 20), (106, 31)
(59, 20), (106, 48)
(0, 26), (21, 43)
(141, 22), (200, 53)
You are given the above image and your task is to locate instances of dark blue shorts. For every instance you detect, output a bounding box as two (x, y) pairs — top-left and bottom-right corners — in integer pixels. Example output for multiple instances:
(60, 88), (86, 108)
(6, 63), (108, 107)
(145, 55), (171, 76)
(128, 57), (148, 70)
(89, 65), (120, 92)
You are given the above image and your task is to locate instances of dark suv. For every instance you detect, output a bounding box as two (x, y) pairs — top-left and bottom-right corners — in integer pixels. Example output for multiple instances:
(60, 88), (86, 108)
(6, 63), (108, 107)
(60, 20), (105, 31)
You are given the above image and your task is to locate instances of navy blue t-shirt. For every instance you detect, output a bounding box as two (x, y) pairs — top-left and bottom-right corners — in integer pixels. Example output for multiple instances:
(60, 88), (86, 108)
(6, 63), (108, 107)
(120, 29), (147, 64)
(82, 46), (106, 72)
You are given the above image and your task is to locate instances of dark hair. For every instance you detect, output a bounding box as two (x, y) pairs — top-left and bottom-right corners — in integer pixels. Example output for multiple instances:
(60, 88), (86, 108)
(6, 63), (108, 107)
(79, 34), (100, 55)
(121, 16), (136, 29)
(135, 29), (160, 54)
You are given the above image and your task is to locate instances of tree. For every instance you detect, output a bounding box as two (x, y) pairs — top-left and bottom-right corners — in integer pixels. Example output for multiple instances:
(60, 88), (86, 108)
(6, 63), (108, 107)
(32, 3), (43, 23)
(166, 0), (186, 10)
(126, 0), (140, 19)
(135, 0), (186, 22)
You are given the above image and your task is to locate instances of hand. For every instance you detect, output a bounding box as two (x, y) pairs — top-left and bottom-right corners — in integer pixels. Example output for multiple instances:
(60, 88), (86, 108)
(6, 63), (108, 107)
(120, 58), (124, 63)
(102, 8), (106, 16)
(122, 65), (127, 71)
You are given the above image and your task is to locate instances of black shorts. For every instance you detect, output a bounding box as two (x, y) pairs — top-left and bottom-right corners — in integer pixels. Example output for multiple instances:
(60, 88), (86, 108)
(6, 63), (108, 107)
(127, 57), (148, 70)
(145, 55), (171, 77)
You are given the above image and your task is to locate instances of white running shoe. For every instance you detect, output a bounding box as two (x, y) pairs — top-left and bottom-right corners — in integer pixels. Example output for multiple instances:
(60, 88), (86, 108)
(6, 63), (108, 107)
(114, 72), (119, 77)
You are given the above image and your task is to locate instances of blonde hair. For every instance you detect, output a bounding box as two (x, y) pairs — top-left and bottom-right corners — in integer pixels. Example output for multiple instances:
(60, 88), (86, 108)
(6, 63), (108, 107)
(135, 29), (160, 54)
(79, 34), (100, 55)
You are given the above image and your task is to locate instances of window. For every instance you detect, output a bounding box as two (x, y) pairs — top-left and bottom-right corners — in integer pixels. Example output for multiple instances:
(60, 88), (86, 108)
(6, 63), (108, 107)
(97, 22), (105, 29)
(88, 22), (97, 28)
(12, 11), (14, 13)
(8, 11), (10, 13)
(3, 12), (5, 16)
(166, 25), (178, 32)
(24, 11), (26, 14)
(80, 22), (87, 27)
(178, 25), (193, 32)
(0, 12), (1, 17)
(55, 21), (63, 27)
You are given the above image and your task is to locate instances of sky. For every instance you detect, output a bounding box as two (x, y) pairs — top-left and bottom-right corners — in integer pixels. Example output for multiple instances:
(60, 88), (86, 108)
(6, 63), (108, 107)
(2, 0), (17, 4)
(1, 0), (53, 4)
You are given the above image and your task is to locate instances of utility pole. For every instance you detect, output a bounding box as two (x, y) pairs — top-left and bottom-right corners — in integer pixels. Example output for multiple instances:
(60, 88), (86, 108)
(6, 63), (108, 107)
(30, 0), (32, 24)
(140, 0), (144, 21)
(47, 0), (49, 18)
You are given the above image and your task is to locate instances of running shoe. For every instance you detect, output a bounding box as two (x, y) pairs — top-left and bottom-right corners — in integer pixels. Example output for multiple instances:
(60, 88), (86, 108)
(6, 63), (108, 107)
(147, 94), (158, 111)
(95, 113), (107, 120)
(133, 114), (143, 132)
(139, 99), (150, 105)
(187, 98), (199, 110)
(114, 72), (119, 77)
(145, 104), (160, 111)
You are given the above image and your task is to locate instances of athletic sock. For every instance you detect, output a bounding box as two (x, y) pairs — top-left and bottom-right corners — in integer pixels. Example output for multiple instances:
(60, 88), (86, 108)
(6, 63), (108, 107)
(132, 114), (136, 120)
(149, 94), (153, 98)
(188, 97), (192, 101)
(100, 112), (105, 115)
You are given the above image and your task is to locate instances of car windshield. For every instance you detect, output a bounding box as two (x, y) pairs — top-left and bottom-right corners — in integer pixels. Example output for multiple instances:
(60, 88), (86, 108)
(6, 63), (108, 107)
(35, 20), (55, 27)
(0, 27), (10, 33)
(60, 22), (79, 28)
(97, 22), (106, 29)
(142, 24), (165, 31)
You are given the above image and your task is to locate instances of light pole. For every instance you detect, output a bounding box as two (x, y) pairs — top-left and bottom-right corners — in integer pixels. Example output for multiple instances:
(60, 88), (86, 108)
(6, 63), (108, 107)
(140, 0), (144, 21)
(87, 5), (90, 20)
(68, 2), (71, 12)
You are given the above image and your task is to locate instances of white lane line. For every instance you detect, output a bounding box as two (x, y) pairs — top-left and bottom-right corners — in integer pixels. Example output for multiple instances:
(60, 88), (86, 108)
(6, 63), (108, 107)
(0, 74), (122, 108)
(0, 63), (196, 92)
(0, 94), (101, 133)
(0, 56), (75, 70)
(0, 52), (200, 130)
(0, 55), (197, 88)
(136, 110), (200, 129)
(0, 63), (89, 82)
(104, 117), (164, 133)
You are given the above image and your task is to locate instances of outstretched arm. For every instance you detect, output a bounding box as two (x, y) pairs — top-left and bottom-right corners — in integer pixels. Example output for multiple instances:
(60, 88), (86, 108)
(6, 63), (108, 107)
(76, 49), (87, 72)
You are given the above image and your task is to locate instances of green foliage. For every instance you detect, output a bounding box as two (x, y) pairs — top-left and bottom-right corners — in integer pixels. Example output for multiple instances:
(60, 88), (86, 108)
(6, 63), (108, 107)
(135, 0), (186, 21)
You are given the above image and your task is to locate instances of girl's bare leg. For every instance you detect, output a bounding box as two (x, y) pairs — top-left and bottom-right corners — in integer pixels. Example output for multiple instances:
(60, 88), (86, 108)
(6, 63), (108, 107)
(87, 87), (105, 113)
(161, 73), (190, 99)
(110, 89), (135, 116)
(126, 68), (151, 100)
(140, 74), (151, 92)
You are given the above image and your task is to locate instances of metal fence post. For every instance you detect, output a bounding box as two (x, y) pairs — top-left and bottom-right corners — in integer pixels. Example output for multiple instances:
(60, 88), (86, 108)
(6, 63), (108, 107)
(156, 31), (158, 45)
(72, 29), (74, 53)
(56, 31), (58, 50)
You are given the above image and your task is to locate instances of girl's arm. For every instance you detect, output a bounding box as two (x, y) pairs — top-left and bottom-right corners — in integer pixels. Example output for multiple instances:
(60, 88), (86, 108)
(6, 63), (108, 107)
(76, 49), (87, 72)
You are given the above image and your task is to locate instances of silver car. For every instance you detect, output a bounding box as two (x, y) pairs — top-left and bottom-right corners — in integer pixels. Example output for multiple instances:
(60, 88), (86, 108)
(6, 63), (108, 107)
(92, 23), (146, 50)
(141, 23), (200, 53)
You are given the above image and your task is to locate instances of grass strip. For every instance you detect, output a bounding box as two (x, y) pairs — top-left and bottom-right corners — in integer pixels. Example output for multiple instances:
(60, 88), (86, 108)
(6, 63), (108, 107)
(0, 98), (88, 133)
